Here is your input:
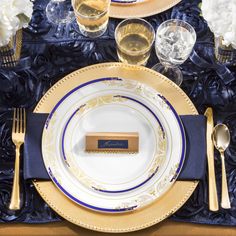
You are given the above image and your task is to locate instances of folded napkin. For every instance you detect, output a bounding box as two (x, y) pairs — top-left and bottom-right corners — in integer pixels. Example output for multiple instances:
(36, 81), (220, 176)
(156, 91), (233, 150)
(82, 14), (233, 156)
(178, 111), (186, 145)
(23, 113), (206, 181)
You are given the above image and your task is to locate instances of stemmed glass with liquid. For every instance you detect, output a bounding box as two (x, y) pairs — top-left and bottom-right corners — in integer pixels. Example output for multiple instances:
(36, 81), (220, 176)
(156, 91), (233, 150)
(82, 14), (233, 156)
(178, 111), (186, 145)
(72, 0), (111, 38)
(152, 19), (196, 86)
(115, 18), (155, 66)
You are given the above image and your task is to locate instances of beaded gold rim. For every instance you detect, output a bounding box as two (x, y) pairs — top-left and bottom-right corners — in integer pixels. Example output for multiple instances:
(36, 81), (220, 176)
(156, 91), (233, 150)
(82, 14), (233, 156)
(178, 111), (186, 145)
(33, 63), (198, 233)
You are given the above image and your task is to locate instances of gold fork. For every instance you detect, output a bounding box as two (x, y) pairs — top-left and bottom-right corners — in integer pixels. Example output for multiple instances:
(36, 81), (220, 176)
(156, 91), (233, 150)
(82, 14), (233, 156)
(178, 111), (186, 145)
(9, 108), (26, 210)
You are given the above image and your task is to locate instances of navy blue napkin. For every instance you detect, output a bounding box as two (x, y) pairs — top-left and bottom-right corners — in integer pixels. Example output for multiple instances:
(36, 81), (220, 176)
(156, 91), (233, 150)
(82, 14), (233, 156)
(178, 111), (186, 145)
(23, 113), (206, 181)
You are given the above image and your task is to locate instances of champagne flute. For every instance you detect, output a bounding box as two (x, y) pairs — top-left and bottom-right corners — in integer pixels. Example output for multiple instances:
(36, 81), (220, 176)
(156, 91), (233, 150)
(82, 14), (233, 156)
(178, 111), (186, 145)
(152, 19), (196, 86)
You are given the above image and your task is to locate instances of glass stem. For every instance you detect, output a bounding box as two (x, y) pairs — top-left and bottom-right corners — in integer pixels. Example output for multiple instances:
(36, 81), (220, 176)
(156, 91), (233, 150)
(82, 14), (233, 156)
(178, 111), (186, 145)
(163, 66), (168, 73)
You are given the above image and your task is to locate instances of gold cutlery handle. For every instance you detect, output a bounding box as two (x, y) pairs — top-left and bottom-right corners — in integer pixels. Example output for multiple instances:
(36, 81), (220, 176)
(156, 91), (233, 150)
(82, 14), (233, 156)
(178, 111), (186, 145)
(205, 107), (219, 211)
(9, 145), (21, 210)
(220, 152), (231, 209)
(208, 158), (219, 211)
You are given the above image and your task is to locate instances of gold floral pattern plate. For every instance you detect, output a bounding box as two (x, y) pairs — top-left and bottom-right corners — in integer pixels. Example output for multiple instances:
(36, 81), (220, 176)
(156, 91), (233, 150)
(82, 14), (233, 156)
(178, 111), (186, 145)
(41, 77), (185, 212)
(61, 93), (166, 194)
(33, 63), (198, 232)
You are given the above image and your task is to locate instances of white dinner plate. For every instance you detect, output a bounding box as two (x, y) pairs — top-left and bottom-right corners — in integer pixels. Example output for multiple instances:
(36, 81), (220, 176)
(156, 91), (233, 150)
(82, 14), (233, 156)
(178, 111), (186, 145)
(62, 93), (166, 194)
(42, 77), (185, 213)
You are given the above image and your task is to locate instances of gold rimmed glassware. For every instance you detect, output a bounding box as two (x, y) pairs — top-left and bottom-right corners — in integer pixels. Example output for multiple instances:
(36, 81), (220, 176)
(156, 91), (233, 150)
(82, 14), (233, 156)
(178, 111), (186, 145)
(72, 0), (111, 38)
(115, 18), (155, 66)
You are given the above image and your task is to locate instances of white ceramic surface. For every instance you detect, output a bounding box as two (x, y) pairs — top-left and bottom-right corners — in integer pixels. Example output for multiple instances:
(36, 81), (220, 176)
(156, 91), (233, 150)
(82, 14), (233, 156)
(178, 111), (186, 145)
(62, 94), (165, 193)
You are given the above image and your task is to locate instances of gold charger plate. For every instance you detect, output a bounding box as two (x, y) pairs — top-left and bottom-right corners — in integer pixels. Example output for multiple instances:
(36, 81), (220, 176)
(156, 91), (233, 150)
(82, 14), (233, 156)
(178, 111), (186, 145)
(33, 62), (198, 233)
(110, 0), (181, 19)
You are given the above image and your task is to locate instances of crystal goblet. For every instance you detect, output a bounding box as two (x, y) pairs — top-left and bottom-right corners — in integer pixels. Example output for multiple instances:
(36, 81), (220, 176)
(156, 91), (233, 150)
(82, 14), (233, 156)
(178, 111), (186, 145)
(46, 0), (75, 25)
(152, 19), (196, 86)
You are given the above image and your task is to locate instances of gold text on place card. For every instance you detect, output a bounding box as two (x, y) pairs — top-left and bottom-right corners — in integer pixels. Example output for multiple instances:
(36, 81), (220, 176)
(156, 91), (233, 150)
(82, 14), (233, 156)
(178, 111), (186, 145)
(85, 132), (139, 153)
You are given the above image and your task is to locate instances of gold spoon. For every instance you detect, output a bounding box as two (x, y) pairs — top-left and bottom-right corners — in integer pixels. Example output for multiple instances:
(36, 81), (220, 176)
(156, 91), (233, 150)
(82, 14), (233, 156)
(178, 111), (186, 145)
(212, 124), (231, 209)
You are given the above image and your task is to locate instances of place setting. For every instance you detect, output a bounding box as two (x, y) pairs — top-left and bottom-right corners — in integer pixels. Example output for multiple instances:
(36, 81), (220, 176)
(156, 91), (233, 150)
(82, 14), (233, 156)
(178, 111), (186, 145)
(23, 62), (206, 231)
(0, 0), (236, 235)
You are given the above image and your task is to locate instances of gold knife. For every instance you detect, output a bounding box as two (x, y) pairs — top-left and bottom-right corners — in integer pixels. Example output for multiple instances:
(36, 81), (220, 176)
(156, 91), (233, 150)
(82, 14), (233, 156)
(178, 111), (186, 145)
(204, 107), (219, 211)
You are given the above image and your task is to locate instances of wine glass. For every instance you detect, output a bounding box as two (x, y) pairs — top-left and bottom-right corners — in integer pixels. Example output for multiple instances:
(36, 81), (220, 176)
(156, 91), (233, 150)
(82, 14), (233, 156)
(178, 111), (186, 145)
(46, 0), (75, 25)
(72, 0), (111, 38)
(152, 19), (196, 86)
(115, 18), (155, 65)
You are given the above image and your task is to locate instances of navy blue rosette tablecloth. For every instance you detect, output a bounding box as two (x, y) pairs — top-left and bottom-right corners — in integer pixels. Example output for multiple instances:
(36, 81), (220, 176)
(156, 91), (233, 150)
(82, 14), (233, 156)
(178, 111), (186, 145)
(0, 0), (236, 226)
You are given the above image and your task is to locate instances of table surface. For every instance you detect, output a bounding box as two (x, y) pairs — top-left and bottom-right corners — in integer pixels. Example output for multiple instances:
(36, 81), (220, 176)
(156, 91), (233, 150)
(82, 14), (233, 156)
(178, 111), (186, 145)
(1, 221), (236, 236)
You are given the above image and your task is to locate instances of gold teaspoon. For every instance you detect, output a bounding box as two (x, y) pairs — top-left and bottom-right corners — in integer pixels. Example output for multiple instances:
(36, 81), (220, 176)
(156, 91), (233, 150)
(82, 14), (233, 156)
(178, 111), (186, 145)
(212, 124), (231, 209)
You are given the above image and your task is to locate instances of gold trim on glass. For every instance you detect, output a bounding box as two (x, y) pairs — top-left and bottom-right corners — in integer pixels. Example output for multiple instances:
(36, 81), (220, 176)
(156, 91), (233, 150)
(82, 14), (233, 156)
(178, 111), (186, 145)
(33, 62), (198, 233)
